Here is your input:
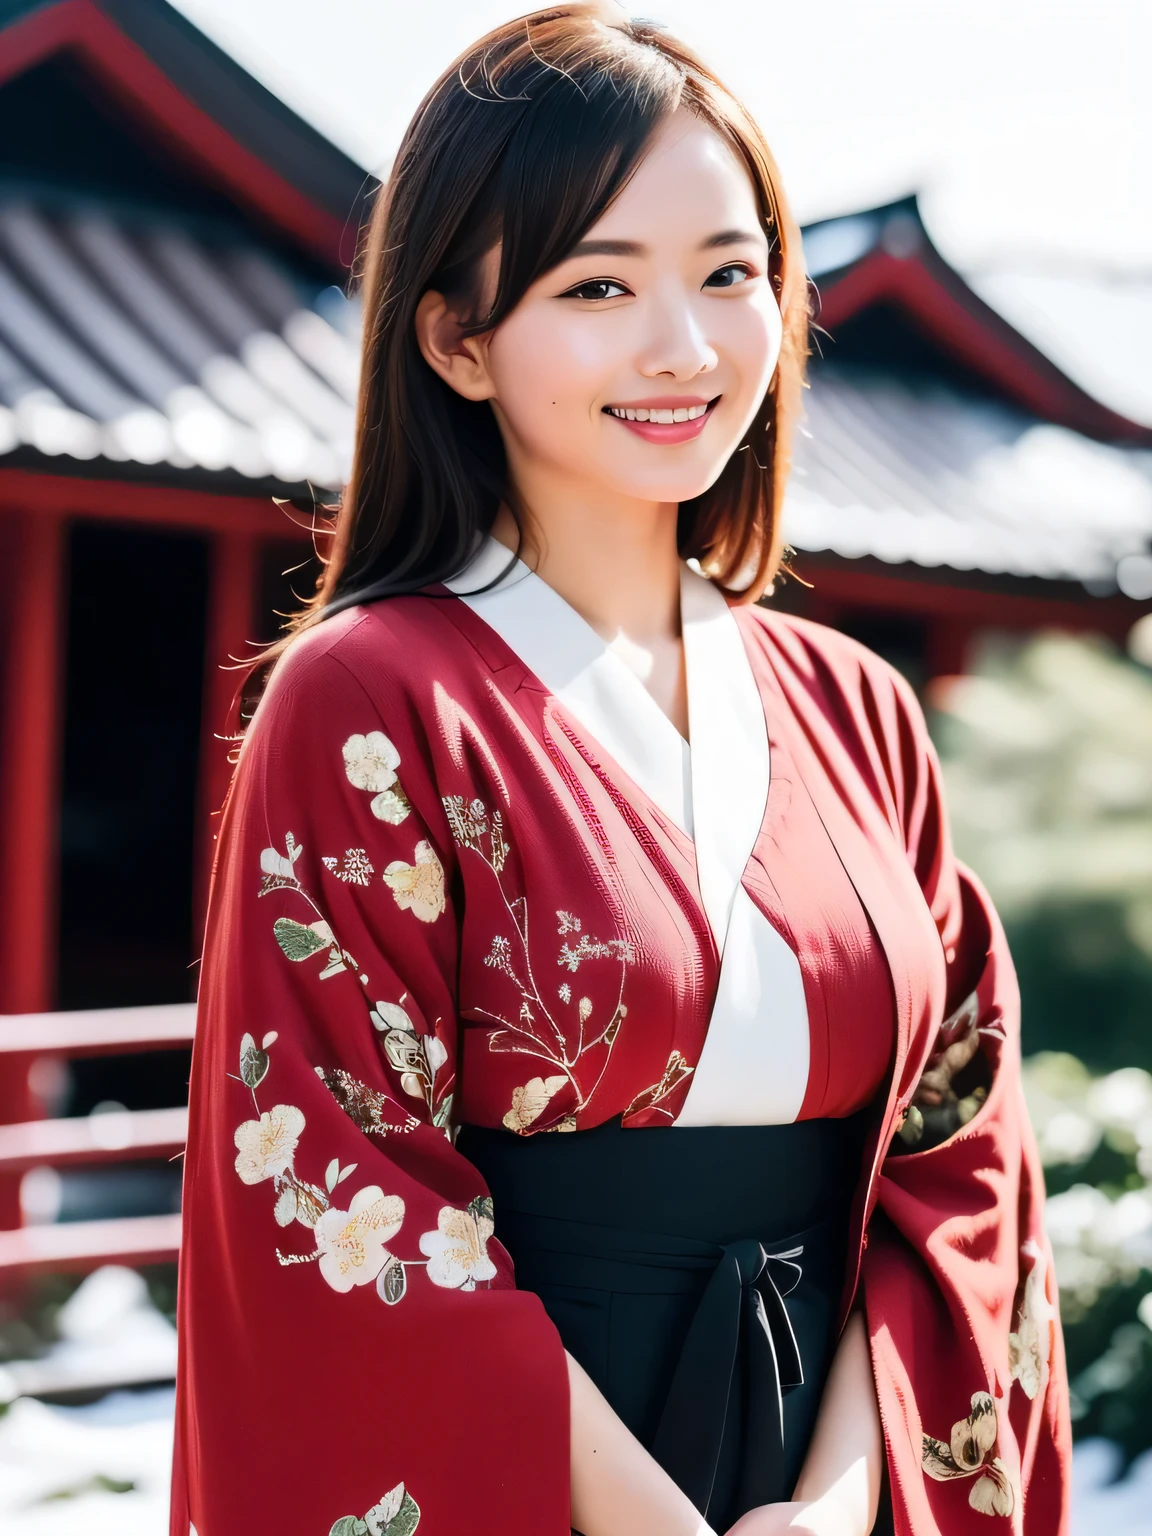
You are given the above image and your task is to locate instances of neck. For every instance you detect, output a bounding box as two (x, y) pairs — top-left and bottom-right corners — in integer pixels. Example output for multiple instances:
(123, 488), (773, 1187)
(490, 482), (683, 651)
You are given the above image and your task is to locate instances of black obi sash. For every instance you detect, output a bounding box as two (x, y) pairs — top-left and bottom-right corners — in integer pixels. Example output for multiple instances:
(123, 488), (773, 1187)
(457, 1112), (869, 1530)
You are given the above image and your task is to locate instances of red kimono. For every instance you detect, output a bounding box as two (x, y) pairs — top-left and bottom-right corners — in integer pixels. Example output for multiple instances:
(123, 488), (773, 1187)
(171, 540), (1070, 1535)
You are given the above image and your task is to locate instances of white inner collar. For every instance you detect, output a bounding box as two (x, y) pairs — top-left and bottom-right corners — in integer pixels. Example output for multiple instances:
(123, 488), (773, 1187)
(444, 534), (770, 956)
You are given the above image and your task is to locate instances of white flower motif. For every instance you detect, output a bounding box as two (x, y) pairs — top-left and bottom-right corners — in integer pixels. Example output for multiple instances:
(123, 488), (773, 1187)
(371, 1000), (415, 1034)
(313, 1184), (406, 1293)
(260, 840), (303, 881)
(383, 1029), (425, 1081)
(383, 841), (446, 923)
(321, 848), (375, 885)
(420, 1198), (497, 1290)
(503, 1075), (568, 1133)
(922, 1391), (1016, 1518)
(342, 731), (401, 792)
(233, 1104), (305, 1184)
(1009, 1240), (1056, 1400)
(375, 1006), (449, 1101)
(370, 785), (411, 825)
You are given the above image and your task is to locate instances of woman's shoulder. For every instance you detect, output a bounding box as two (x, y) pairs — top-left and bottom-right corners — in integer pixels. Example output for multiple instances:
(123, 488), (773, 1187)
(737, 603), (946, 854)
(265, 594), (460, 700)
(741, 601), (917, 696)
(250, 593), (465, 744)
(736, 601), (930, 750)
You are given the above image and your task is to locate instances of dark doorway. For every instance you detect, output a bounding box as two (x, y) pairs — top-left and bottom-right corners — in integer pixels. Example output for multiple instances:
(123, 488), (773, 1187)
(57, 521), (208, 1011)
(258, 537), (324, 646)
(835, 610), (930, 692)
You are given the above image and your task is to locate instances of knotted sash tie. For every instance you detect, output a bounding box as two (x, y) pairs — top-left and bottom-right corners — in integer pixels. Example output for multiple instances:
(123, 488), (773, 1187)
(491, 1209), (806, 1523)
(652, 1237), (804, 1519)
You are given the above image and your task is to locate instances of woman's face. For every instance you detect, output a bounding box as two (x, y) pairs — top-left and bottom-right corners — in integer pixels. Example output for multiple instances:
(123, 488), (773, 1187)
(424, 110), (783, 510)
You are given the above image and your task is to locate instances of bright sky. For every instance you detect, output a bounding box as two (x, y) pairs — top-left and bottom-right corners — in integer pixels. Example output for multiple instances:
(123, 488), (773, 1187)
(170, 0), (1149, 274)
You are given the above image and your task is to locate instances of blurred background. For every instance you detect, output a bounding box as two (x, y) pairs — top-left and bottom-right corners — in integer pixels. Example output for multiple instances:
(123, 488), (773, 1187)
(0, 1), (1147, 1530)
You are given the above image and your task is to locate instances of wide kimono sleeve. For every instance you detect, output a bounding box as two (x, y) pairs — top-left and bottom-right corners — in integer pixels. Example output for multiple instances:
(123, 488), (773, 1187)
(171, 625), (570, 1536)
(859, 662), (1072, 1535)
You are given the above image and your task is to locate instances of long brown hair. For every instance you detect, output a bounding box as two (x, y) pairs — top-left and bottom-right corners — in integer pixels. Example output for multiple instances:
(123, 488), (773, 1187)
(259, 2), (810, 678)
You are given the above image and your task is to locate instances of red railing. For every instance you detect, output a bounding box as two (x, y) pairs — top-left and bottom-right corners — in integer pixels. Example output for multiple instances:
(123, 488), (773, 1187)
(0, 1002), (194, 1278)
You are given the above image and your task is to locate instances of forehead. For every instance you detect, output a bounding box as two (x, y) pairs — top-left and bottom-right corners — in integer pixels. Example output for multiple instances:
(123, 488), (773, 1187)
(585, 111), (764, 245)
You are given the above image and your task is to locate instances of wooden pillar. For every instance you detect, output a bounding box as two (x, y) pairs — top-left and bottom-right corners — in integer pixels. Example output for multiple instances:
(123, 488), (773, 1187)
(192, 529), (258, 951)
(0, 509), (67, 1233)
(0, 511), (67, 1014)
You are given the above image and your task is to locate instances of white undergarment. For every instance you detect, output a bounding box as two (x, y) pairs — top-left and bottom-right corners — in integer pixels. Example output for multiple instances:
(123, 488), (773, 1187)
(444, 537), (811, 1126)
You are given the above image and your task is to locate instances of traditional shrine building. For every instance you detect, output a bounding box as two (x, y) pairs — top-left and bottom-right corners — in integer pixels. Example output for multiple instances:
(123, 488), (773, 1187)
(0, 0), (1150, 1277)
(0, 0), (369, 1254)
(780, 198), (1152, 685)
(0, 0), (369, 1025)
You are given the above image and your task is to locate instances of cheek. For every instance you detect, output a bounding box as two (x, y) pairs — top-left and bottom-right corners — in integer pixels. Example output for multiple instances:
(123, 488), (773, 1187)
(722, 294), (783, 396)
(487, 308), (608, 430)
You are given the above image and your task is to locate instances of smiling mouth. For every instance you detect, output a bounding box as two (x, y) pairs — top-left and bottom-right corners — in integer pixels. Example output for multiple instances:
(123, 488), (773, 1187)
(604, 400), (715, 423)
(601, 395), (720, 443)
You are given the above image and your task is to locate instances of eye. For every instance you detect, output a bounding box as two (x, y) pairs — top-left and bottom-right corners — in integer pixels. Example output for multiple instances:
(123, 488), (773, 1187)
(561, 278), (630, 302)
(703, 263), (754, 289)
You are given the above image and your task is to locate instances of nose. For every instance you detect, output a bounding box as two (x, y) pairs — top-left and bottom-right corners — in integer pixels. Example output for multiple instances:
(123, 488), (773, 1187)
(635, 283), (718, 382)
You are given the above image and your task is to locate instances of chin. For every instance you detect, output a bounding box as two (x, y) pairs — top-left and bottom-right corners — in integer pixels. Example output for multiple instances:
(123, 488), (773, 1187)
(604, 461), (732, 505)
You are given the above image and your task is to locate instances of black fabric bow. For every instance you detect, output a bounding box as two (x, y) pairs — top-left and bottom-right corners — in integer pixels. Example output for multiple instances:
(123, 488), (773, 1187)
(651, 1238), (805, 1521)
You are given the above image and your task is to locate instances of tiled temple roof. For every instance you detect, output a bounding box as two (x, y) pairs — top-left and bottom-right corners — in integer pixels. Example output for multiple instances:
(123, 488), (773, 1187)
(2, 195), (1150, 591)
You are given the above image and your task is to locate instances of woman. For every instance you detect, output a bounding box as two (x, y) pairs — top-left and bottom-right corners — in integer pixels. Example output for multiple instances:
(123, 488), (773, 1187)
(171, 8), (1071, 1534)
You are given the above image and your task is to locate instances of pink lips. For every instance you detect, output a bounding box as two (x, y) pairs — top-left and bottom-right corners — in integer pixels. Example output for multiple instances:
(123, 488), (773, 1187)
(603, 396), (719, 445)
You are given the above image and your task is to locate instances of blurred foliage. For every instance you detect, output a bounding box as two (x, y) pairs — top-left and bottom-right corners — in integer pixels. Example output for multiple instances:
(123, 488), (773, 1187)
(932, 631), (1152, 1462)
(1022, 1053), (1152, 1462)
(0, 1262), (177, 1365)
(1008, 903), (1152, 1072)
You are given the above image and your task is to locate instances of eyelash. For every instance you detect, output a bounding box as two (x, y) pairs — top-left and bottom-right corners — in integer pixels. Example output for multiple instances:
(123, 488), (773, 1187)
(561, 263), (756, 302)
(703, 262), (755, 289)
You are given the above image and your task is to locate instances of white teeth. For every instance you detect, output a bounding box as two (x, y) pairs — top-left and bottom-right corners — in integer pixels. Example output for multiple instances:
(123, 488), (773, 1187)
(607, 401), (712, 423)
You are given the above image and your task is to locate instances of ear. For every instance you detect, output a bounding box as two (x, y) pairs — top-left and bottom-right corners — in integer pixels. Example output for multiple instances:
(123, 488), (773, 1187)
(414, 290), (496, 402)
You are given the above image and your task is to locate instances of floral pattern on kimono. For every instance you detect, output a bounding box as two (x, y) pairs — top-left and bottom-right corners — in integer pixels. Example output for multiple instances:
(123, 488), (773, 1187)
(172, 590), (1071, 1536)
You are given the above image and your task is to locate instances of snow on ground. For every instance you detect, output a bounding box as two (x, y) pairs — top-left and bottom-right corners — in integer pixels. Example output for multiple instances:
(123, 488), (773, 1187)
(3, 1396), (1150, 1534)
(1073, 1440), (1152, 1536)
(0, 1387), (174, 1534)
(0, 1267), (1149, 1532)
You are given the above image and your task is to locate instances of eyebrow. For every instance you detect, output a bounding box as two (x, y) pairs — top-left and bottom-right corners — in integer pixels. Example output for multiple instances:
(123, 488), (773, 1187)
(564, 228), (765, 261)
(702, 228), (764, 250)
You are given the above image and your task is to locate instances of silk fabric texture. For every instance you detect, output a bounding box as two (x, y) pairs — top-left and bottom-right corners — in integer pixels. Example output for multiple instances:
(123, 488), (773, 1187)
(172, 548), (1071, 1535)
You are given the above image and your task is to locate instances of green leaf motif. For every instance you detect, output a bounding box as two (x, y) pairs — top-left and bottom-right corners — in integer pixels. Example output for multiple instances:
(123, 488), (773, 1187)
(376, 1256), (407, 1306)
(239, 1032), (269, 1089)
(468, 1194), (494, 1227)
(329, 1487), (420, 1536)
(274, 918), (330, 962)
(387, 1491), (421, 1536)
(432, 1094), (454, 1130)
